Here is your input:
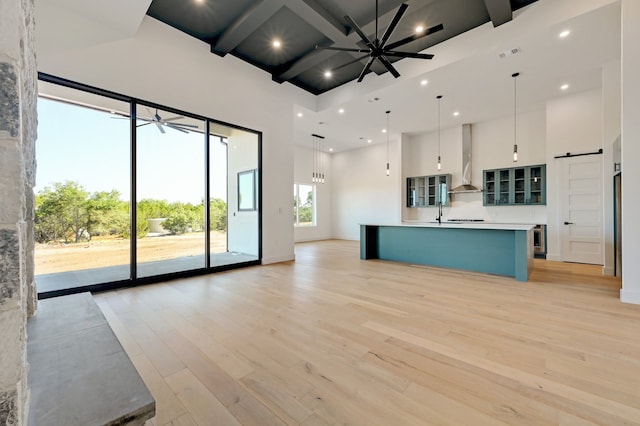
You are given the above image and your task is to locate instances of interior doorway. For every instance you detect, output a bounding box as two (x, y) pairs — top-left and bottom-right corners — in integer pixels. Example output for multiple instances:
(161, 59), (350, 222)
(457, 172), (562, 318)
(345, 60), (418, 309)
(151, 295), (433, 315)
(560, 154), (604, 265)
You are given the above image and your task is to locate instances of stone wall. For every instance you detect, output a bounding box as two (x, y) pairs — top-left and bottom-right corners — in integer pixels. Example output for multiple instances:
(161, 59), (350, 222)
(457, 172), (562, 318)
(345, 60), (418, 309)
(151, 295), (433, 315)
(0, 0), (38, 424)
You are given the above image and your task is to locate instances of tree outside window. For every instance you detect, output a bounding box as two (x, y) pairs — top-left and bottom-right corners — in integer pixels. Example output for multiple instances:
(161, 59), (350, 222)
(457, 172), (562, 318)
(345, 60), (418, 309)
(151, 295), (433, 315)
(293, 183), (315, 227)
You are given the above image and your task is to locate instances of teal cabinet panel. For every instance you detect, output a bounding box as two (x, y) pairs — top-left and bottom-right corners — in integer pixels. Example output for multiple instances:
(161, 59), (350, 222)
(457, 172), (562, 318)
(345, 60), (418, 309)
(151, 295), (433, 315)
(483, 164), (545, 206)
(407, 174), (451, 207)
(360, 224), (532, 281)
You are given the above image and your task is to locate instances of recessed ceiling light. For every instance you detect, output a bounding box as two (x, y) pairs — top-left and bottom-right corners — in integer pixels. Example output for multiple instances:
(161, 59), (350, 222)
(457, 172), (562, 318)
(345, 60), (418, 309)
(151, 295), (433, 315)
(420, 79), (428, 86)
(453, 111), (460, 117)
(324, 70), (332, 78)
(559, 30), (570, 38)
(272, 39), (281, 48)
(367, 139), (372, 143)
(297, 112), (303, 117)
(382, 129), (387, 133)
(338, 108), (345, 114)
(560, 84), (569, 90)
(415, 25), (425, 34)
(329, 148), (334, 152)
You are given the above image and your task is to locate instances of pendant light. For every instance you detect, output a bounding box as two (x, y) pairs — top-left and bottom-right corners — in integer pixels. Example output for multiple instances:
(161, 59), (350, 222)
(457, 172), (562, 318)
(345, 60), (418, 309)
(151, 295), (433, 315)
(311, 133), (326, 184)
(436, 95), (442, 170)
(386, 110), (391, 176)
(512, 72), (519, 162)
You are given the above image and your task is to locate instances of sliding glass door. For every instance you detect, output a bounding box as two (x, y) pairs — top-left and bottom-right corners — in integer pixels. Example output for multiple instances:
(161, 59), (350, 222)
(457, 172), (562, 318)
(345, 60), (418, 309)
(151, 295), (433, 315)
(35, 75), (261, 297)
(136, 105), (206, 277)
(35, 86), (130, 294)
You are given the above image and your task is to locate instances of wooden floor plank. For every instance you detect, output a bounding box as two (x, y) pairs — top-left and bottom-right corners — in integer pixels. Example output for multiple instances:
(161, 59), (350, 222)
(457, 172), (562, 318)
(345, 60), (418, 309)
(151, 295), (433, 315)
(94, 240), (640, 425)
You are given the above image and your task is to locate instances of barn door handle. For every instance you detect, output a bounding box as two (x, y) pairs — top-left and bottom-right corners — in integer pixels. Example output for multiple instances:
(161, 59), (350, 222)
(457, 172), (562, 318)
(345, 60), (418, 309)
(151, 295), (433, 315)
(564, 221), (574, 225)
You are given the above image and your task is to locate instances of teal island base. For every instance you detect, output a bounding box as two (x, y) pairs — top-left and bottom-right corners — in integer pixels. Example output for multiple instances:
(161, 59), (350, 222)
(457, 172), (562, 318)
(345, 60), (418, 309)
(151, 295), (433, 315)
(360, 223), (534, 281)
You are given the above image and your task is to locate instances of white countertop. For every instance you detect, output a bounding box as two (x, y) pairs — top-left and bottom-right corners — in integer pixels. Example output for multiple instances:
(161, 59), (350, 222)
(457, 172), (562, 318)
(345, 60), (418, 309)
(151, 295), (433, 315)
(364, 222), (536, 231)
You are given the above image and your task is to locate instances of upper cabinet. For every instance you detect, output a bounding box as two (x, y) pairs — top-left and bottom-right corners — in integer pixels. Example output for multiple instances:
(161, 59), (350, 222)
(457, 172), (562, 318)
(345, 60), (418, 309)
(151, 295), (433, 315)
(407, 174), (451, 207)
(483, 164), (546, 206)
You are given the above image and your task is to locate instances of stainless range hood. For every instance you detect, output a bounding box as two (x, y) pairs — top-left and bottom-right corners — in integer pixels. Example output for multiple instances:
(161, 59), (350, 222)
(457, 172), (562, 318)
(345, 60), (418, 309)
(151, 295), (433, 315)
(450, 123), (482, 193)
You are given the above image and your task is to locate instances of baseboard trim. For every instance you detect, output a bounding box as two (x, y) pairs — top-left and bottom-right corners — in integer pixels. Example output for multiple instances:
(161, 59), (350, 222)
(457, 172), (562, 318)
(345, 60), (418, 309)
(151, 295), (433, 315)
(546, 254), (562, 262)
(620, 289), (640, 305)
(262, 253), (295, 265)
(602, 266), (615, 276)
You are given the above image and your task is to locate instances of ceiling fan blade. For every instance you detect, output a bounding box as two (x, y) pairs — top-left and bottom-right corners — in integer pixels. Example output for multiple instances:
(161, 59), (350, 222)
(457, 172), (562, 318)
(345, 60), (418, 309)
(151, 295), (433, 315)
(383, 51), (434, 60)
(315, 45), (370, 54)
(136, 122), (152, 128)
(333, 54), (370, 71)
(166, 122), (199, 128)
(165, 123), (189, 133)
(378, 56), (401, 78)
(379, 3), (409, 48)
(385, 23), (444, 50)
(357, 57), (376, 82)
(344, 15), (375, 49)
(162, 115), (185, 122)
(155, 122), (165, 134)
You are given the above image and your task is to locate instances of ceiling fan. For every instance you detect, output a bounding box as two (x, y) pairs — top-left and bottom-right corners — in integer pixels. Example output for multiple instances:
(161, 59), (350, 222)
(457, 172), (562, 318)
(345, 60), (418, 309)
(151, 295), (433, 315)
(137, 108), (199, 134)
(316, 0), (443, 82)
(112, 107), (199, 134)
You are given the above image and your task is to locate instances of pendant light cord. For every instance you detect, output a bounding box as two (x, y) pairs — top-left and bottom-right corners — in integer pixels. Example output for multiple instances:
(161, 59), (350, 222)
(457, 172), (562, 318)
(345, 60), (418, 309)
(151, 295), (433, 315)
(386, 110), (390, 175)
(437, 95), (442, 170)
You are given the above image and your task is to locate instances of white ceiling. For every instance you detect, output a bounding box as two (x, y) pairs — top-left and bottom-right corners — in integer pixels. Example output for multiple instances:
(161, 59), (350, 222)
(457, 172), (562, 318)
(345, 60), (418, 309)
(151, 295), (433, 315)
(34, 0), (621, 155)
(294, 0), (621, 153)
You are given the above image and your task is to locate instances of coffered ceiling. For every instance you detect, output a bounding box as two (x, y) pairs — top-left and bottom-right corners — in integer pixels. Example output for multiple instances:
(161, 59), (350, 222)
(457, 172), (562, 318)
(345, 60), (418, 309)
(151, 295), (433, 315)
(147, 0), (538, 95)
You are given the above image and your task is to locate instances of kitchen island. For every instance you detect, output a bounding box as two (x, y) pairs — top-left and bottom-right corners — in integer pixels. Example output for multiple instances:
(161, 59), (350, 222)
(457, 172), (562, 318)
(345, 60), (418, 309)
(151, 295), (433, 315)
(360, 222), (534, 281)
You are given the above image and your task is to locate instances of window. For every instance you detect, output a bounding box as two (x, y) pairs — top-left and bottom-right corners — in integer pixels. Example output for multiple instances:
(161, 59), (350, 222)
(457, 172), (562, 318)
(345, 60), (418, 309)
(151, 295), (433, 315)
(34, 74), (262, 297)
(293, 183), (315, 227)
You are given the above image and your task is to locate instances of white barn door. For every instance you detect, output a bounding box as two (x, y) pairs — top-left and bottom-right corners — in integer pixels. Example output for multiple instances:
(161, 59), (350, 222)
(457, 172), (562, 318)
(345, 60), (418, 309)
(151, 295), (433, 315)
(560, 155), (603, 264)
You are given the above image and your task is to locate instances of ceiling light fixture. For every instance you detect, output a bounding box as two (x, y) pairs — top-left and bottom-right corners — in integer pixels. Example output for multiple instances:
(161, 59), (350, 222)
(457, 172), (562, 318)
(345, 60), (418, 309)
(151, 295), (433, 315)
(329, 148), (334, 152)
(420, 79), (428, 86)
(560, 83), (569, 91)
(312, 133), (326, 184)
(386, 110), (391, 176)
(382, 129), (387, 133)
(368, 139), (372, 143)
(453, 111), (459, 117)
(324, 70), (332, 78)
(338, 108), (345, 114)
(512, 72), (520, 162)
(559, 30), (571, 38)
(272, 39), (281, 48)
(297, 112), (303, 117)
(415, 25), (425, 33)
(437, 95), (442, 171)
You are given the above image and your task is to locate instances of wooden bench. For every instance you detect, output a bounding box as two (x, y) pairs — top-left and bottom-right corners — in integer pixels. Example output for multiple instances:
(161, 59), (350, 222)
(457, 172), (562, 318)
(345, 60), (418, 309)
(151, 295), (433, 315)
(27, 292), (155, 426)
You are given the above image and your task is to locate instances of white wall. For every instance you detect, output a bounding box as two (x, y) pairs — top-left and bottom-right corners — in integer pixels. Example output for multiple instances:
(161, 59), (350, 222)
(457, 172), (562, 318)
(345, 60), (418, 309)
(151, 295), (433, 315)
(401, 109), (547, 224)
(332, 141), (402, 240)
(293, 145), (332, 242)
(36, 16), (317, 265)
(620, 0), (640, 304)
(546, 89), (604, 261)
(228, 129), (259, 256)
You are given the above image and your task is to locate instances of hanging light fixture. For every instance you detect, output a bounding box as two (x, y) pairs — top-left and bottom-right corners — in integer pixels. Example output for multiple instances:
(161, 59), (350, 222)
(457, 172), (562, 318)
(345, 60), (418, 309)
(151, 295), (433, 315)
(436, 95), (442, 171)
(512, 72), (520, 162)
(386, 110), (391, 176)
(311, 133), (326, 184)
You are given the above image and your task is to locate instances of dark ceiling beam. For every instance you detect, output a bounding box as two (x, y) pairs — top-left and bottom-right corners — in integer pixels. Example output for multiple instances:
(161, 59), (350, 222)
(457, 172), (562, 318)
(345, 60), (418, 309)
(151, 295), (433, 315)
(286, 0), (346, 41)
(275, 1), (410, 81)
(483, 0), (512, 27)
(211, 0), (284, 56)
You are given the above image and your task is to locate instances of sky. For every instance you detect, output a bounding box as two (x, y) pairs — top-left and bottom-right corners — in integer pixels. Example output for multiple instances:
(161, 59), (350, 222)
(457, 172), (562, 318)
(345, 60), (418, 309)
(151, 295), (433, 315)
(36, 97), (228, 204)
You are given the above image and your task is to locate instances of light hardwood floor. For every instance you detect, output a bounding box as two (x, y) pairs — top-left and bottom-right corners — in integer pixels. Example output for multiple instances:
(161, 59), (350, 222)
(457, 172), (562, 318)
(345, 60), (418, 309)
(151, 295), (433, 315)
(93, 239), (640, 425)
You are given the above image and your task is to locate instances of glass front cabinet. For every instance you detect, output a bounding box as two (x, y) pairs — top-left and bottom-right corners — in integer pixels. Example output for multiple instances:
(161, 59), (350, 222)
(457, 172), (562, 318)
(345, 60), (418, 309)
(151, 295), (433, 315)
(407, 174), (451, 207)
(483, 164), (545, 206)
